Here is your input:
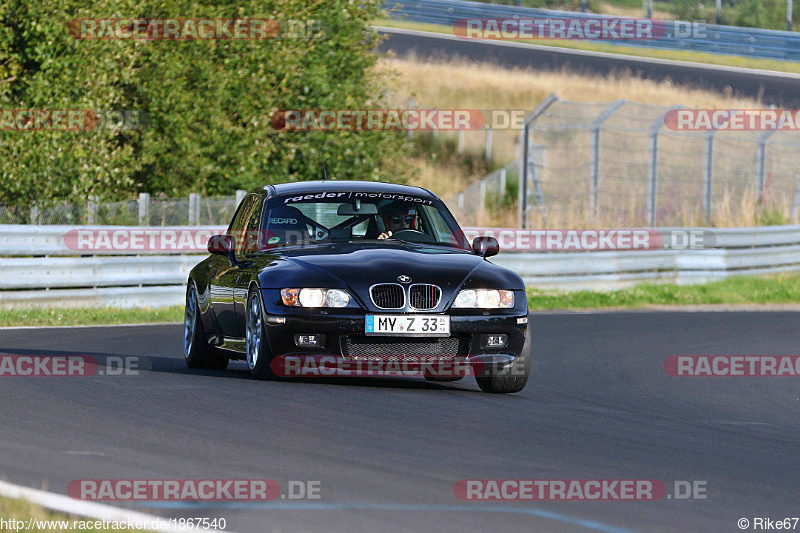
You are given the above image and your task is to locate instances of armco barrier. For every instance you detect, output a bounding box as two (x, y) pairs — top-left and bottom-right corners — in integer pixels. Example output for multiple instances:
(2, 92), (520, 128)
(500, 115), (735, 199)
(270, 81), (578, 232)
(2, 224), (800, 307)
(497, 247), (800, 290)
(383, 0), (800, 61)
(0, 225), (226, 256)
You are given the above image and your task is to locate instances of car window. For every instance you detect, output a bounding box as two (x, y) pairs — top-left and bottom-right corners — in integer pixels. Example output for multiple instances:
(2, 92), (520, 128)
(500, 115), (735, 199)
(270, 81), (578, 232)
(293, 202), (356, 230)
(420, 204), (456, 243)
(351, 218), (369, 236)
(228, 194), (257, 235)
(259, 192), (470, 250)
(228, 194), (258, 256)
(238, 196), (263, 257)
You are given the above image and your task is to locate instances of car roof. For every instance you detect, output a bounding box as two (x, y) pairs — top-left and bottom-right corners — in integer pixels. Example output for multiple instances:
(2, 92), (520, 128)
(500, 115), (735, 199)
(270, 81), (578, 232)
(253, 180), (437, 199)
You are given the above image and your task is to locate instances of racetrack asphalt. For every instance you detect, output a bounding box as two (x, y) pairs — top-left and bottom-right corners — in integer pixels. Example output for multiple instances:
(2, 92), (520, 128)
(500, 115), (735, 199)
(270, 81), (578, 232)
(377, 27), (800, 107)
(0, 311), (798, 532)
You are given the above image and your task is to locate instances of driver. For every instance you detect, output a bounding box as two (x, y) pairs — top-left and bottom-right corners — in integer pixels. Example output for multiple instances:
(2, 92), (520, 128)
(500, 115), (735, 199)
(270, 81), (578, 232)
(377, 204), (416, 240)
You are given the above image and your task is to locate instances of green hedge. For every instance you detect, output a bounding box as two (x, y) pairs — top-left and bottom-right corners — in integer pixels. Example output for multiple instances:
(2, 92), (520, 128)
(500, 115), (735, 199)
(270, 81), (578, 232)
(0, 0), (411, 206)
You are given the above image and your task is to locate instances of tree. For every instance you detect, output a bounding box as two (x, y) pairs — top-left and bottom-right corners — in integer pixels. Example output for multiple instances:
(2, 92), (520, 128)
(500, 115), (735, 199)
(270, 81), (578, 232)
(0, 0), (410, 208)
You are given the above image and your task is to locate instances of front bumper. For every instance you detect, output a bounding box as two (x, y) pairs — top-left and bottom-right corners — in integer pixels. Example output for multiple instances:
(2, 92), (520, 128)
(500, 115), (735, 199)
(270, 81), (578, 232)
(260, 289), (528, 361)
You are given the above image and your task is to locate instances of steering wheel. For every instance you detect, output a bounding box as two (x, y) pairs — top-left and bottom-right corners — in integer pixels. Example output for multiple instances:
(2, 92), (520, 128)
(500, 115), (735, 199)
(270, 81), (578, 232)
(391, 229), (436, 243)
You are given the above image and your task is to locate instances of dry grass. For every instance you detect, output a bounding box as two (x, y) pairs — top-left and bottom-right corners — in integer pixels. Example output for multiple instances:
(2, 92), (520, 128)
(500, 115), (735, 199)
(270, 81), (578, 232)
(410, 154), (480, 201)
(376, 55), (783, 228)
(379, 54), (759, 110)
(597, 2), (673, 19)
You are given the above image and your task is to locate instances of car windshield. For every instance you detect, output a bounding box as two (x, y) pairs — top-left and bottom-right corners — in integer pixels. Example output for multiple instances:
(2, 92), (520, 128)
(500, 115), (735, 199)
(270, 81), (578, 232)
(255, 191), (470, 251)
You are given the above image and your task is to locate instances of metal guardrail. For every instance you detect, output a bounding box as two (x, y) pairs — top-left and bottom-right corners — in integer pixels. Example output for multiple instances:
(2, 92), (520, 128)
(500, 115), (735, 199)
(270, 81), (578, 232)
(384, 0), (800, 61)
(495, 246), (800, 290)
(0, 225), (225, 255)
(0, 256), (200, 290)
(0, 286), (187, 309)
(0, 225), (223, 308)
(2, 223), (800, 306)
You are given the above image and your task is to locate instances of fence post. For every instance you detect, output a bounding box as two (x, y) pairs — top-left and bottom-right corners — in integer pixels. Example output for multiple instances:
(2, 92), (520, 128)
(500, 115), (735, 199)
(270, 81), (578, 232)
(520, 93), (559, 229)
(756, 129), (777, 201)
(521, 123), (530, 228)
(590, 100), (626, 220)
(87, 196), (98, 225)
(478, 179), (487, 225)
(484, 127), (493, 161)
(499, 168), (506, 200)
(189, 193), (200, 225)
(647, 129), (660, 227)
(590, 128), (600, 219)
(517, 136), (524, 229)
(407, 98), (414, 141)
(647, 107), (680, 227)
(457, 129), (465, 154)
(703, 131), (715, 224)
(30, 204), (40, 225)
(138, 193), (150, 226)
(791, 175), (800, 220)
(530, 149), (547, 222)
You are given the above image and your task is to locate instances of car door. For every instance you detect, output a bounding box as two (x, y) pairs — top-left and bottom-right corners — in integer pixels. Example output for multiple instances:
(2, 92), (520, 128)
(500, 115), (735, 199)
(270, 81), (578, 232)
(209, 194), (258, 340)
(231, 194), (265, 338)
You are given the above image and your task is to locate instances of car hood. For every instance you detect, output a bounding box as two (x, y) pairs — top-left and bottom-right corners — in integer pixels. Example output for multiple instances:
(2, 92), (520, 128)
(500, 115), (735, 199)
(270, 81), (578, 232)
(255, 243), (523, 310)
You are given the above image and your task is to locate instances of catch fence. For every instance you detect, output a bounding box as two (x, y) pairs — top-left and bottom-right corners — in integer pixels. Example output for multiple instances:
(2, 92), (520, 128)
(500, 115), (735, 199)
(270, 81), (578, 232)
(515, 94), (800, 228)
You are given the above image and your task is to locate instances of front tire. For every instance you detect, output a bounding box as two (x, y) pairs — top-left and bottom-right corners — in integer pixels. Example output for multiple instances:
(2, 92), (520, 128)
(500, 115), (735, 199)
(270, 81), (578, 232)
(245, 288), (276, 380)
(184, 281), (228, 370)
(475, 339), (531, 394)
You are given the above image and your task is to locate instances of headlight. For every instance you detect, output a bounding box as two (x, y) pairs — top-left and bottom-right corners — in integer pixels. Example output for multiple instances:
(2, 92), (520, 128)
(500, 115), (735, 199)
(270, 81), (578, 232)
(453, 289), (514, 309)
(281, 288), (352, 308)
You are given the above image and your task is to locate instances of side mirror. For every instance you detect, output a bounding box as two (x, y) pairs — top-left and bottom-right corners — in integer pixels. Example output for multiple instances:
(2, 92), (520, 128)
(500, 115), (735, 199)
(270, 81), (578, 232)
(207, 234), (234, 257)
(472, 236), (499, 258)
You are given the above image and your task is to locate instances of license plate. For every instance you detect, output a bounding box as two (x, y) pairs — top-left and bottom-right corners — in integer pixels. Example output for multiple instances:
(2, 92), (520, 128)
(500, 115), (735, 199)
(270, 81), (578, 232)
(365, 315), (450, 336)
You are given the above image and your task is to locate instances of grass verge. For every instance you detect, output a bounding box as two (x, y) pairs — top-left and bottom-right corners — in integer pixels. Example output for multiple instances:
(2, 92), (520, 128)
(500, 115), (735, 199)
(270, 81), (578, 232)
(527, 273), (800, 309)
(0, 306), (183, 327)
(376, 19), (800, 75)
(0, 494), (139, 532)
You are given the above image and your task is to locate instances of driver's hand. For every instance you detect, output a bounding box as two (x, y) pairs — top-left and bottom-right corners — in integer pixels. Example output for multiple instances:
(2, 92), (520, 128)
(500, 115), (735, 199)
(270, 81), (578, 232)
(377, 231), (392, 240)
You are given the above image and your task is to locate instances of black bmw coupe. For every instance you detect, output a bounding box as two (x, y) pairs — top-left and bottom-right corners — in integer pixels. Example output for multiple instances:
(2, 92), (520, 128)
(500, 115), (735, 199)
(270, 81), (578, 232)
(184, 181), (530, 393)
